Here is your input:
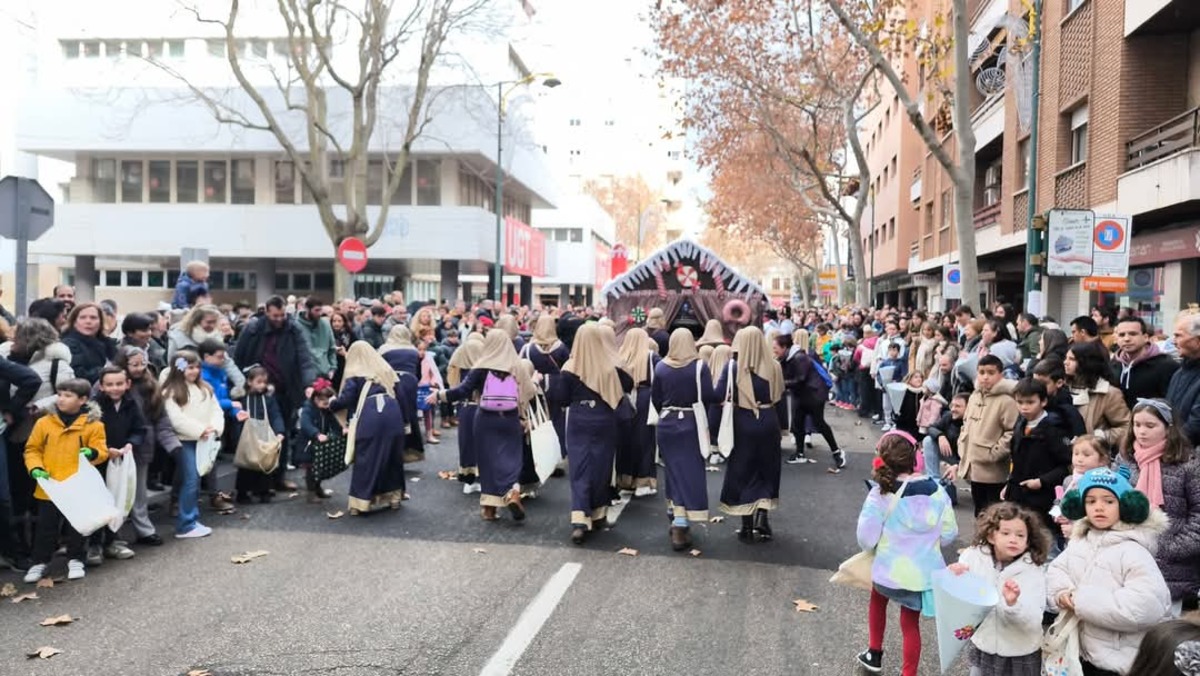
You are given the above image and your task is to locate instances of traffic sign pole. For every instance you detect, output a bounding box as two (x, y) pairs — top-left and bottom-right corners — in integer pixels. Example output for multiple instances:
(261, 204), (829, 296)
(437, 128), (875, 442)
(13, 188), (26, 320)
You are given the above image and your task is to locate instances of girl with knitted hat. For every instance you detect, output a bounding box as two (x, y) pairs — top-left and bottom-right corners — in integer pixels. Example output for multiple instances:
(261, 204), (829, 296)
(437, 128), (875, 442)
(1047, 467), (1172, 675)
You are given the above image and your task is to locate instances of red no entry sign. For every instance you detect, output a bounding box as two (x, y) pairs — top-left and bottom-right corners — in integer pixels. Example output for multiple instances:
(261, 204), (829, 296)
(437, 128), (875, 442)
(337, 237), (368, 273)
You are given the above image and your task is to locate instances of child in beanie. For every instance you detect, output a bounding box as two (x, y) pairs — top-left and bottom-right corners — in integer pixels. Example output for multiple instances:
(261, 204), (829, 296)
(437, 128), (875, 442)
(1046, 467), (1171, 675)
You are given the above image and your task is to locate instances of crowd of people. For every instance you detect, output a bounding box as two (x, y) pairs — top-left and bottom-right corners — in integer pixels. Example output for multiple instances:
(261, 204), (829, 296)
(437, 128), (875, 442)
(6, 260), (1200, 675)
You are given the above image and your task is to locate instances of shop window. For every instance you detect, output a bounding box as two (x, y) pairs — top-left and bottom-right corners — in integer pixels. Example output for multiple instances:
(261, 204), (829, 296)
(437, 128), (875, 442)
(274, 161), (295, 204)
(176, 160), (199, 203)
(292, 273), (312, 292)
(92, 159), (116, 203)
(416, 159), (441, 206)
(275, 273), (289, 290)
(167, 270), (181, 288)
(227, 271), (247, 290)
(232, 159), (255, 204)
(314, 272), (335, 291)
(1069, 106), (1088, 165)
(203, 160), (227, 203)
(126, 270), (144, 287)
(148, 161), (171, 203)
(209, 271), (225, 290)
(120, 160), (143, 202)
(147, 270), (165, 288)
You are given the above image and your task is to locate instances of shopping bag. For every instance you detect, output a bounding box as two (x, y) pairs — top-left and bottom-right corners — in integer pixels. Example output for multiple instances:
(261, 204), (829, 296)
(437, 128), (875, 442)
(932, 568), (1000, 674)
(529, 395), (561, 484)
(1042, 611), (1084, 676)
(343, 379), (375, 465)
(691, 360), (711, 457)
(104, 453), (137, 532)
(416, 384), (432, 412)
(717, 361), (735, 458)
(196, 435), (221, 476)
(37, 455), (119, 537)
(234, 417), (282, 474)
(309, 435), (348, 481)
(645, 354), (660, 426)
(830, 480), (910, 592)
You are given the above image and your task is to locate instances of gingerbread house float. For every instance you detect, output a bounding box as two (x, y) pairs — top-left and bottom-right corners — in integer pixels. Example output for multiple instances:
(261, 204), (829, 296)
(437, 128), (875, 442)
(601, 240), (767, 340)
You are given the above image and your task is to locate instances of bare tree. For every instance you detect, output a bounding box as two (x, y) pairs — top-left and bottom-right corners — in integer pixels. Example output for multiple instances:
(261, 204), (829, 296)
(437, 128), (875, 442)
(158, 0), (494, 297)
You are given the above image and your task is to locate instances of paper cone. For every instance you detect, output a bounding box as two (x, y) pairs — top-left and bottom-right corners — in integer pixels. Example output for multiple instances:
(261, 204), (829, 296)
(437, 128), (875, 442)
(931, 568), (999, 674)
(885, 382), (908, 413)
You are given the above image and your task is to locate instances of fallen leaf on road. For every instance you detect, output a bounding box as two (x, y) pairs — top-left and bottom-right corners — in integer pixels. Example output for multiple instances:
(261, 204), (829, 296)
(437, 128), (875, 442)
(709, 516), (725, 524)
(437, 470), (457, 480)
(26, 646), (62, 659)
(12, 593), (38, 604)
(617, 547), (639, 557)
(689, 549), (702, 557)
(287, 492), (299, 499)
(0, 582), (16, 597)
(472, 548), (487, 554)
(36, 578), (54, 589)
(793, 599), (819, 613)
(705, 466), (720, 473)
(326, 511), (344, 520)
(39, 614), (73, 627)
(230, 550), (269, 564)
(187, 670), (212, 676)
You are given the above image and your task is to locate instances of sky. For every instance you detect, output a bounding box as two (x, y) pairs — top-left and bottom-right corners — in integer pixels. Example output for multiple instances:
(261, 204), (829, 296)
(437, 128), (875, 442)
(528, 0), (661, 85)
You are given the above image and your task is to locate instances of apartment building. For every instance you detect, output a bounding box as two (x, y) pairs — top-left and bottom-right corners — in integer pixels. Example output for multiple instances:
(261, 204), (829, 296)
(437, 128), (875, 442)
(865, 0), (1200, 326)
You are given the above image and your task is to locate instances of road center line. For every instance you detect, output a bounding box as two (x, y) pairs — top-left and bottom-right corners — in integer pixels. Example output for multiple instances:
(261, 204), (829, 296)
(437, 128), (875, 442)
(478, 562), (583, 676)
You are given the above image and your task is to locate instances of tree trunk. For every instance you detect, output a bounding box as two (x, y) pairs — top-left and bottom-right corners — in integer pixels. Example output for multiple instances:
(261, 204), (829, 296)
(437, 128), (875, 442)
(334, 263), (354, 302)
(828, 221), (846, 306)
(797, 272), (811, 307)
(950, 0), (980, 309)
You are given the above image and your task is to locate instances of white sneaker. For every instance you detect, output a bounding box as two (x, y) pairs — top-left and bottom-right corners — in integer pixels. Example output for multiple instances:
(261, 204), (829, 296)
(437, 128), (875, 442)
(104, 542), (136, 560)
(67, 559), (85, 580)
(462, 482), (481, 495)
(881, 424), (894, 432)
(176, 524), (213, 539)
(23, 563), (47, 584)
(634, 486), (656, 498)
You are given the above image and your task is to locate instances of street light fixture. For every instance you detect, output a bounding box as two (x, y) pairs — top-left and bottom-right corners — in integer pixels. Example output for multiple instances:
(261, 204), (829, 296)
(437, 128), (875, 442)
(493, 73), (560, 302)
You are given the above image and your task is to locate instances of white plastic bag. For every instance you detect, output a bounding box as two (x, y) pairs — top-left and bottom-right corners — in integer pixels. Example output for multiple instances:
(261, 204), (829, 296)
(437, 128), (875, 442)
(717, 361), (735, 458)
(690, 360), (711, 458)
(105, 453), (137, 532)
(529, 395), (561, 484)
(196, 435), (221, 477)
(645, 354), (660, 426)
(37, 455), (118, 537)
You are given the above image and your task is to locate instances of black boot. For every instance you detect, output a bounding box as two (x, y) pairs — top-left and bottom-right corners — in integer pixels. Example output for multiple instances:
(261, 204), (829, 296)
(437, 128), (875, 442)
(753, 509), (773, 542)
(738, 515), (755, 544)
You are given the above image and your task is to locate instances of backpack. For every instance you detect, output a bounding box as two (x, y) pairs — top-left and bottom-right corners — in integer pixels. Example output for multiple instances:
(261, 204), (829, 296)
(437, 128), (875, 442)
(809, 356), (834, 389)
(480, 371), (519, 412)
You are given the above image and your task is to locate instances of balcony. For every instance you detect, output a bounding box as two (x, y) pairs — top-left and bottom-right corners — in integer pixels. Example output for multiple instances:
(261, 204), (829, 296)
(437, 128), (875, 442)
(1126, 0), (1200, 37)
(973, 202), (1001, 229)
(1119, 108), (1200, 216)
(910, 169), (922, 204)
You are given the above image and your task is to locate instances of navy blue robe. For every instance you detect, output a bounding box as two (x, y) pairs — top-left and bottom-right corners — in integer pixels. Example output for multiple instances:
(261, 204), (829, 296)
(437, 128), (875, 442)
(712, 363), (782, 515)
(381, 348), (425, 459)
(331, 377), (407, 510)
(617, 351), (661, 490)
(652, 359), (719, 521)
(444, 368), (523, 506)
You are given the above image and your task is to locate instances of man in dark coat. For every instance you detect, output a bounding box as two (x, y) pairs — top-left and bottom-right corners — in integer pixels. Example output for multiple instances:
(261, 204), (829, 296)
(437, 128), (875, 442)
(1111, 317), (1179, 410)
(234, 295), (317, 490)
(1168, 312), (1200, 447)
(0, 359), (45, 572)
(777, 334), (845, 471)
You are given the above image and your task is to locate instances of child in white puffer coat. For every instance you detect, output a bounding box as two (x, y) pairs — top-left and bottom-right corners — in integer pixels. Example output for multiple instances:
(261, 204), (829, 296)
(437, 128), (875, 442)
(1046, 467), (1172, 675)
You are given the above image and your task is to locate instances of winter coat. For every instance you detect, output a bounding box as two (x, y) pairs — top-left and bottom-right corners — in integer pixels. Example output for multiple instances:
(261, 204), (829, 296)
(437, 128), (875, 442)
(1048, 387), (1088, 439)
(299, 401), (342, 444)
(1005, 412), (1072, 513)
(1046, 510), (1171, 674)
(243, 391), (286, 436)
(782, 347), (827, 406)
(357, 319), (386, 349)
(1070, 379), (1131, 448)
(1168, 358), (1200, 447)
(958, 379), (1019, 484)
(0, 341), (74, 413)
(1016, 326), (1043, 364)
(97, 393), (148, 451)
(127, 383), (180, 465)
(1111, 348), (1179, 410)
(23, 405), (109, 501)
(296, 313), (337, 377)
(120, 335), (167, 373)
(164, 383), (225, 442)
(60, 329), (117, 385)
(856, 475), (958, 593)
(233, 315), (317, 411)
(958, 546), (1046, 659)
(1117, 454), (1200, 600)
(171, 273), (201, 309)
(927, 411), (963, 462)
(200, 362), (235, 414)
(167, 327), (246, 397)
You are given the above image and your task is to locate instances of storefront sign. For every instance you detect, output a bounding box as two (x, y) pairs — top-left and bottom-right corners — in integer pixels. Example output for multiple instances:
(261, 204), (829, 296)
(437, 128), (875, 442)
(504, 217), (546, 277)
(1082, 276), (1128, 293)
(943, 264), (962, 299)
(1129, 223), (1200, 266)
(1047, 209), (1094, 277)
(1091, 214), (1130, 278)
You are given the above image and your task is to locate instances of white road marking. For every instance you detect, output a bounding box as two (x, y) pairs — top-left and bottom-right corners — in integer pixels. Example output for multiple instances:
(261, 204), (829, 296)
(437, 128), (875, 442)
(479, 562), (583, 676)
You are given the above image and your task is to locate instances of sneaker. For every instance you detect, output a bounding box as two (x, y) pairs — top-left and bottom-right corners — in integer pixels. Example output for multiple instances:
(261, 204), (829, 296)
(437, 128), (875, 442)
(880, 424), (894, 432)
(634, 486), (656, 498)
(871, 413), (882, 421)
(85, 545), (103, 567)
(66, 559), (85, 581)
(103, 542), (136, 560)
(855, 648), (882, 673)
(135, 534), (164, 547)
(23, 563), (47, 584)
(786, 452), (809, 465)
(832, 449), (848, 471)
(176, 524), (213, 539)
(462, 482), (481, 495)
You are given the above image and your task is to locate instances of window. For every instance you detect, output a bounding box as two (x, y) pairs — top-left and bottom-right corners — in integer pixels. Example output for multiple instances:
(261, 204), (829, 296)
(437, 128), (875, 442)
(569, 119), (581, 126)
(207, 39), (226, 58)
(167, 40), (185, 58)
(274, 161), (295, 204)
(203, 160), (227, 203)
(209, 271), (225, 290)
(605, 119), (615, 127)
(82, 41), (100, 58)
(275, 273), (289, 290)
(91, 159), (116, 203)
(1070, 106), (1089, 165)
(390, 160), (413, 205)
(104, 271), (122, 287)
(176, 160), (199, 202)
(941, 189), (952, 230)
(146, 40), (163, 60)
(146, 160), (170, 204)
(367, 160), (385, 205)
(120, 160), (143, 202)
(553, 229), (568, 242)
(232, 159), (255, 204)
(292, 272), (312, 292)
(329, 159), (346, 204)
(1066, 0), (1086, 13)
(250, 39), (268, 58)
(983, 159), (1002, 206)
(924, 201), (934, 233)
(104, 41), (122, 58)
(62, 41), (80, 58)
(126, 270), (144, 287)
(272, 39), (289, 58)
(889, 217), (896, 240)
(167, 270), (181, 288)
(1017, 139), (1032, 189)
(147, 270), (165, 288)
(315, 272), (335, 291)
(227, 271), (247, 290)
(416, 159), (441, 206)
(568, 228), (583, 242)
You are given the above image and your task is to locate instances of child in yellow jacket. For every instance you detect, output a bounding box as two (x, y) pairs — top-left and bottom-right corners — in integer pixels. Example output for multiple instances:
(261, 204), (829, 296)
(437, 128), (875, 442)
(23, 379), (108, 583)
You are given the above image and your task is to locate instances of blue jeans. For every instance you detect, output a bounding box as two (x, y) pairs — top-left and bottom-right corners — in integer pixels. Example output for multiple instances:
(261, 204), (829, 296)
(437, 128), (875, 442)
(176, 441), (201, 534)
(922, 436), (958, 506)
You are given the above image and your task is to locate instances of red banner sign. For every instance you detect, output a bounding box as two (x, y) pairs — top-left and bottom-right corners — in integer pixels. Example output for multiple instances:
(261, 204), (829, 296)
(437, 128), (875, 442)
(504, 217), (546, 277)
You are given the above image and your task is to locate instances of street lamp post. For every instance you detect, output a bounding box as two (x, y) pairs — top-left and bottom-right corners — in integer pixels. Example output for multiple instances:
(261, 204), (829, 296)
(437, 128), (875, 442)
(493, 73), (561, 302)
(869, 187), (876, 307)
(1023, 0), (1045, 301)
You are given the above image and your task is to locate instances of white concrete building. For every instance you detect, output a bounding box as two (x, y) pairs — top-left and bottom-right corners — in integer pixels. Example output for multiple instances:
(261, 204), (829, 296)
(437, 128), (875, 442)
(531, 193), (616, 306)
(13, 0), (560, 309)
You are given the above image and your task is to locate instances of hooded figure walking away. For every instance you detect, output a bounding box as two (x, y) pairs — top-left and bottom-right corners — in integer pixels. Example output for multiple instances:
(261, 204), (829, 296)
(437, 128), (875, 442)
(378, 326), (425, 462)
(434, 331), (535, 522)
(447, 334), (484, 494)
(715, 326), (785, 543)
(616, 328), (660, 496)
(522, 314), (570, 461)
(652, 328), (720, 551)
(549, 323), (634, 544)
(330, 342), (408, 515)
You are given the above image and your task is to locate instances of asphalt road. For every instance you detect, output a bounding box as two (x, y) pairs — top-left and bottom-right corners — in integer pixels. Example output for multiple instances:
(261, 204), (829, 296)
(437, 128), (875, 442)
(0, 405), (977, 676)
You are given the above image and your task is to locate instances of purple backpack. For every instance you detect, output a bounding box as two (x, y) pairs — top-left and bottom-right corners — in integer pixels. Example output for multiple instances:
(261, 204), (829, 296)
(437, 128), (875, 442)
(480, 371), (519, 412)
